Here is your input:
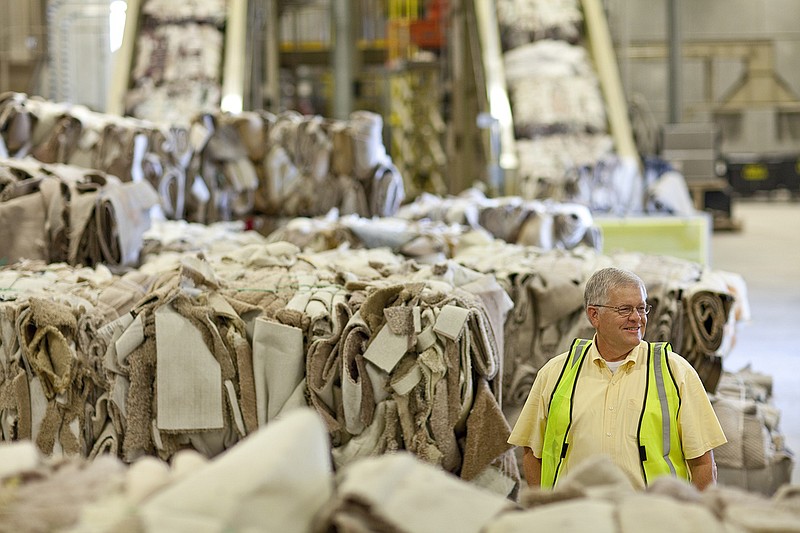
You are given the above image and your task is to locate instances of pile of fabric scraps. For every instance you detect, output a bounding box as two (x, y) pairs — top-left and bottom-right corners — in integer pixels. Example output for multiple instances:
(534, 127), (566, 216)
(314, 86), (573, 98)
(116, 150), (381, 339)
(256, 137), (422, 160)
(0, 158), (159, 269)
(0, 92), (198, 220)
(0, 93), (405, 225)
(446, 244), (742, 403)
(1, 409), (798, 533)
(227, 109), (405, 221)
(164, 217), (743, 400)
(263, 201), (597, 266)
(125, 0), (227, 125)
(395, 188), (601, 250)
(496, 0), (583, 46)
(0, 234), (519, 497)
(503, 38), (617, 203)
(0, 92), (189, 188)
(0, 260), (131, 459)
(153, 219), (744, 414)
(509, 454), (800, 533)
(496, 2), (656, 215)
(511, 134), (615, 202)
(265, 212), (462, 264)
(504, 40), (607, 138)
(0, 219), (758, 497)
(712, 367), (795, 495)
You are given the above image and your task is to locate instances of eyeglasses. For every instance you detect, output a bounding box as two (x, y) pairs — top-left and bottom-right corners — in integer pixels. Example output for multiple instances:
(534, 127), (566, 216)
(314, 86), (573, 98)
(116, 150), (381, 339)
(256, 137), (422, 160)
(591, 303), (652, 317)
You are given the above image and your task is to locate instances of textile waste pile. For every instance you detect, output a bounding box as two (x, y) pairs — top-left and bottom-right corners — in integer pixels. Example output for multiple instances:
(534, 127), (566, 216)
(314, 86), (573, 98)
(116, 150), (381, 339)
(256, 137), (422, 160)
(0, 158), (159, 269)
(497, 0), (624, 206)
(123, 0), (227, 125)
(0, 408), (798, 533)
(0, 227), (519, 498)
(264, 190), (600, 267)
(0, 93), (404, 226)
(393, 188), (601, 251)
(260, 207), (741, 397)
(255, 214), (792, 492)
(712, 367), (795, 496)
(0, 214), (793, 499)
(169, 218), (792, 492)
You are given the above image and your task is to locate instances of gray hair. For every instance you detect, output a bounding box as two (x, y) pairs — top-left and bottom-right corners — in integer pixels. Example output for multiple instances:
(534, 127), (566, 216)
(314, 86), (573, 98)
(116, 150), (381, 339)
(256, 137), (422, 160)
(584, 267), (646, 309)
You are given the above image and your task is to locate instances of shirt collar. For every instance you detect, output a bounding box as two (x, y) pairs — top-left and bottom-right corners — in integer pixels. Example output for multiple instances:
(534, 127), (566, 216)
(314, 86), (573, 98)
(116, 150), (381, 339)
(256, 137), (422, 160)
(589, 335), (646, 368)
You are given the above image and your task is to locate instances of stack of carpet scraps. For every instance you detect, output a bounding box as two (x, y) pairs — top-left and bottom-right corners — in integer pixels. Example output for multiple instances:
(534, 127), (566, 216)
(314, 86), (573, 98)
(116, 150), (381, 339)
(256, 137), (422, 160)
(0, 93), (405, 226)
(0, 235), (519, 496)
(502, 36), (617, 204)
(0, 410), (798, 533)
(450, 244), (741, 401)
(0, 260), (142, 459)
(226, 109), (405, 222)
(496, 1), (654, 216)
(504, 40), (607, 138)
(395, 188), (601, 251)
(124, 0), (227, 126)
(0, 92), (259, 225)
(712, 367), (795, 496)
(0, 92), (188, 197)
(164, 219), (740, 403)
(151, 221), (745, 456)
(0, 158), (159, 269)
(263, 193), (602, 267)
(170, 222), (770, 495)
(139, 218), (270, 259)
(504, 455), (800, 533)
(0, 220), (761, 497)
(496, 0), (583, 46)
(268, 213), (469, 275)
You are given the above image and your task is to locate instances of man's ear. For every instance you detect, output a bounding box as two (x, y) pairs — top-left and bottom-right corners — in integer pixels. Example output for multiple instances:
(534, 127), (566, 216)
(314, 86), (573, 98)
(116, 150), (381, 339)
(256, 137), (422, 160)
(586, 306), (599, 328)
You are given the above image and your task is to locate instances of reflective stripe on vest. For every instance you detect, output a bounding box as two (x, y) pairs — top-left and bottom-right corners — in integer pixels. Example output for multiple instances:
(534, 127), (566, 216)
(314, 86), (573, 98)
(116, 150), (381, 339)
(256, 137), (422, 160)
(637, 341), (688, 484)
(540, 339), (688, 488)
(540, 338), (592, 488)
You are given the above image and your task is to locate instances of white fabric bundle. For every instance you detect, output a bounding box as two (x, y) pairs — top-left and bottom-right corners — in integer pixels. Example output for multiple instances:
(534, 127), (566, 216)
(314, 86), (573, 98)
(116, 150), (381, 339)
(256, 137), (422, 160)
(142, 0), (227, 23)
(496, 0), (583, 43)
(349, 110), (390, 180)
(127, 21), (224, 125)
(138, 408), (333, 533)
(321, 452), (514, 533)
(515, 134), (615, 200)
(504, 40), (595, 83)
(505, 41), (607, 135)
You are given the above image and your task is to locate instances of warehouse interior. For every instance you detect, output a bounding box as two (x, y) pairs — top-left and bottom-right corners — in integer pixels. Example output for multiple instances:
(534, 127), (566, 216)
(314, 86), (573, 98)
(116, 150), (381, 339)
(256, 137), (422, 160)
(712, 198), (800, 486)
(0, 0), (799, 530)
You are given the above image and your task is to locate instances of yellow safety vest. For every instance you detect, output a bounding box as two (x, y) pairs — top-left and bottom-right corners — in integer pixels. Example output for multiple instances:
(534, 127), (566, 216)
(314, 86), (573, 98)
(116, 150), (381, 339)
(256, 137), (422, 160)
(540, 339), (689, 488)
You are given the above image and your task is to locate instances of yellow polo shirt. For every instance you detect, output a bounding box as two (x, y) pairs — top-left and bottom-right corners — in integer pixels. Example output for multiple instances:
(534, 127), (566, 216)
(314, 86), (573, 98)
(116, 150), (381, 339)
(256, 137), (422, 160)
(508, 338), (727, 489)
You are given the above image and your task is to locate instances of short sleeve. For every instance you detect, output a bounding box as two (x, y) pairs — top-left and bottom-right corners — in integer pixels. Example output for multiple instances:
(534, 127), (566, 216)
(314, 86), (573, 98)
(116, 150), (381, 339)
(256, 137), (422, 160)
(671, 354), (728, 459)
(507, 353), (566, 457)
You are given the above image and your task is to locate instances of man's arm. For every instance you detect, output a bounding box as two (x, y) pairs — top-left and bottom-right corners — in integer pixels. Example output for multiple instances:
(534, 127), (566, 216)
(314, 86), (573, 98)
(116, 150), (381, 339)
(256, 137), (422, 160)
(687, 449), (717, 490)
(522, 446), (542, 488)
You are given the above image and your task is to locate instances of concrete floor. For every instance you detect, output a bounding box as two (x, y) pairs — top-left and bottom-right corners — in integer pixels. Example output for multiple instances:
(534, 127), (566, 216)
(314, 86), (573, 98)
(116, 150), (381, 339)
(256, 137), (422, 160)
(710, 196), (800, 485)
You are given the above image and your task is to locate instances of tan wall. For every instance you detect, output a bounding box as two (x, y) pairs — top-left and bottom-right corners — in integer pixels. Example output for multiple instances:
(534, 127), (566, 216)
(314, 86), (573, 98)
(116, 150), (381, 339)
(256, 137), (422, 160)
(607, 0), (800, 155)
(0, 0), (46, 93)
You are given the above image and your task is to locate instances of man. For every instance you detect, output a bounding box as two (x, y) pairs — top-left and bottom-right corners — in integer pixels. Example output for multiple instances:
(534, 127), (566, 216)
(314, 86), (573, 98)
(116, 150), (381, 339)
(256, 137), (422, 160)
(508, 267), (727, 490)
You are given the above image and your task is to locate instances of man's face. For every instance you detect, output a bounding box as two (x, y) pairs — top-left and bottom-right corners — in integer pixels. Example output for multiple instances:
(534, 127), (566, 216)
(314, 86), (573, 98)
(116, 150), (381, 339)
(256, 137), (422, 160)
(589, 284), (648, 353)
